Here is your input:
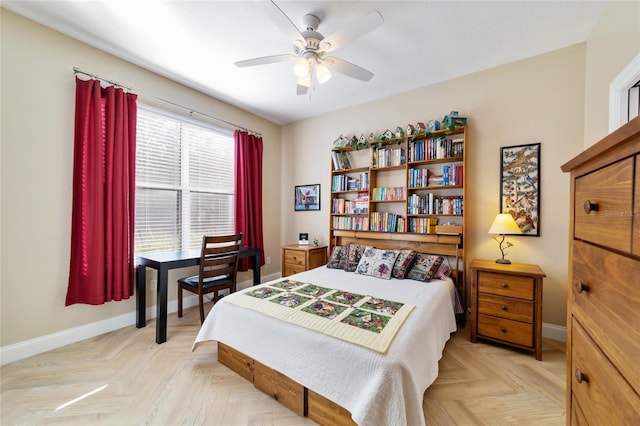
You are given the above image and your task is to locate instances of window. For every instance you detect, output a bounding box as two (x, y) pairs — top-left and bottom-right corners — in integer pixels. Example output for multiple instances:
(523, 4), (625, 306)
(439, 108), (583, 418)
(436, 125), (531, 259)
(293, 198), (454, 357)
(135, 105), (234, 255)
(609, 52), (640, 132)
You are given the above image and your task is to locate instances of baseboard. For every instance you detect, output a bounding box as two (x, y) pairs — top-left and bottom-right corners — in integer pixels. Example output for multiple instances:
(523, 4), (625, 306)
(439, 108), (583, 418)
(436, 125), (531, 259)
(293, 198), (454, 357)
(0, 273), (281, 366)
(542, 322), (566, 342)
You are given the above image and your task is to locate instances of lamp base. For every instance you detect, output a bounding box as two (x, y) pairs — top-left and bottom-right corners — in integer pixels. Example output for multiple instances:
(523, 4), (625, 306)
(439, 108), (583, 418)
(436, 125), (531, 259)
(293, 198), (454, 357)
(495, 258), (512, 264)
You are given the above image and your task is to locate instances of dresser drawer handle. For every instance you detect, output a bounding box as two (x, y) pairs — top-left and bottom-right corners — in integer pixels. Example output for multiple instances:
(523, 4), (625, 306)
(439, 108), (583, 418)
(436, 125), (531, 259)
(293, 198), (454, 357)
(500, 327), (507, 333)
(501, 283), (509, 289)
(575, 281), (590, 294)
(574, 369), (589, 384)
(501, 305), (508, 311)
(583, 200), (599, 214)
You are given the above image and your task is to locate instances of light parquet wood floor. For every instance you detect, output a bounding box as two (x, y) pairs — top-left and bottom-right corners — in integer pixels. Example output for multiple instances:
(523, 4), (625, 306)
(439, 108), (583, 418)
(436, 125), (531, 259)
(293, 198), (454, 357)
(1, 305), (566, 425)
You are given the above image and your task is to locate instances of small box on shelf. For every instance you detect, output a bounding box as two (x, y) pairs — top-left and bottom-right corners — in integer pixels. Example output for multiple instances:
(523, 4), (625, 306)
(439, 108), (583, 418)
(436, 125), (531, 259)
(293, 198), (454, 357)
(435, 225), (463, 235)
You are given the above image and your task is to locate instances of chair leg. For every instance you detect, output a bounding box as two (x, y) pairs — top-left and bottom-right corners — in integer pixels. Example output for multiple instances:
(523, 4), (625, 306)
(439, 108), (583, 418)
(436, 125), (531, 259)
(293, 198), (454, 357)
(178, 286), (183, 318)
(199, 294), (205, 324)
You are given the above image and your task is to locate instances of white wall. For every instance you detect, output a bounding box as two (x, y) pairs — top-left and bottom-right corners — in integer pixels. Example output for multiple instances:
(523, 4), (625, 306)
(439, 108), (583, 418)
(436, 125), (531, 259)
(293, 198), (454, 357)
(282, 45), (587, 328)
(0, 9), (282, 350)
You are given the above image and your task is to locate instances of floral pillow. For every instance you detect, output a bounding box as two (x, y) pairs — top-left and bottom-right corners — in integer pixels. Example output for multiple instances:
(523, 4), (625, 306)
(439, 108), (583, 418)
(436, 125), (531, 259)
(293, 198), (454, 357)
(391, 250), (417, 279)
(327, 245), (348, 269)
(355, 247), (400, 280)
(406, 253), (445, 282)
(344, 244), (367, 272)
(433, 262), (452, 280)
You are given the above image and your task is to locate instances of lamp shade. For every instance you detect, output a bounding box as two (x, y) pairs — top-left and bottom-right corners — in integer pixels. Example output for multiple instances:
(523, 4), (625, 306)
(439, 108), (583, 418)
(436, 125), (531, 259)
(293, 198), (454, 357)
(488, 213), (522, 235)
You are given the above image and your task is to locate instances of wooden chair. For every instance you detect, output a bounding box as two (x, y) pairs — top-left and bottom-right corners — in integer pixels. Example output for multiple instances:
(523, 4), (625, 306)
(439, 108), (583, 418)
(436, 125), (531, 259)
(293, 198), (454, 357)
(177, 233), (243, 324)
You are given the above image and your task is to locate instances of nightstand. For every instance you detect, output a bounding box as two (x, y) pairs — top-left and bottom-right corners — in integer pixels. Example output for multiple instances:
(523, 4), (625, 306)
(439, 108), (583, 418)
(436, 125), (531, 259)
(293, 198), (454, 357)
(470, 259), (546, 360)
(281, 244), (328, 277)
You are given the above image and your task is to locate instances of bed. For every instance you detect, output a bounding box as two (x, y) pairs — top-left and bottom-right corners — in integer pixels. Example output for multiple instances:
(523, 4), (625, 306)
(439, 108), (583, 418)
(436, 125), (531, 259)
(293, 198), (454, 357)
(193, 232), (463, 426)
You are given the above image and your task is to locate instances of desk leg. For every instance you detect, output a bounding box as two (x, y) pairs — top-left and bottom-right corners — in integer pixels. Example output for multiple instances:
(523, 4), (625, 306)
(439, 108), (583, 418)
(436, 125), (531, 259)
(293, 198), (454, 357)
(156, 265), (168, 344)
(253, 252), (260, 285)
(136, 266), (146, 328)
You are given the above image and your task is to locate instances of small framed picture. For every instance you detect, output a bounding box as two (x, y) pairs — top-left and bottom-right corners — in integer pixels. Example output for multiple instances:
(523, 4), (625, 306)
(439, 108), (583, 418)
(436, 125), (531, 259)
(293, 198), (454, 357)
(294, 184), (321, 211)
(299, 233), (309, 245)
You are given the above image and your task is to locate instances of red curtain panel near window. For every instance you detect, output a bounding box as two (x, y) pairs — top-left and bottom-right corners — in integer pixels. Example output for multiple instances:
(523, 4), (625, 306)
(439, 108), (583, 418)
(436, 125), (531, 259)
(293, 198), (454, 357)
(234, 130), (265, 271)
(66, 77), (137, 305)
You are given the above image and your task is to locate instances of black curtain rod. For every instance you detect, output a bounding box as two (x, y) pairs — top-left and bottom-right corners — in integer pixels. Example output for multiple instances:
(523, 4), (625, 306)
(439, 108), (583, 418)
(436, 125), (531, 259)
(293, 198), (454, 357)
(73, 67), (262, 136)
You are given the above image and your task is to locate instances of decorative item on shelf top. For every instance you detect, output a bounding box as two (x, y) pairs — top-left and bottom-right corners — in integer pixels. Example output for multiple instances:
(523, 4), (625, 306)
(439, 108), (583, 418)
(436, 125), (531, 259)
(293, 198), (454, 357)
(357, 134), (368, 150)
(427, 119), (440, 132)
(442, 111), (467, 129)
(488, 213), (522, 264)
(350, 136), (358, 148)
(406, 124), (415, 136)
(333, 134), (349, 148)
(395, 126), (404, 138)
(416, 122), (426, 135)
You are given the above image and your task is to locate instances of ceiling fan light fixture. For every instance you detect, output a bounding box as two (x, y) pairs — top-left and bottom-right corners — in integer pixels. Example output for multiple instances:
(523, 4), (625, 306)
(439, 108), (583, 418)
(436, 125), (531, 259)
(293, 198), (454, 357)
(315, 62), (332, 84)
(293, 58), (310, 77)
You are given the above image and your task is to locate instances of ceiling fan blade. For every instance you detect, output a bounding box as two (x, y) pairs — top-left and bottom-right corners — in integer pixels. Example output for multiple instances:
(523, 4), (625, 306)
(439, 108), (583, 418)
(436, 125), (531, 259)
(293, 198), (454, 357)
(324, 57), (374, 82)
(297, 84), (309, 96)
(265, 0), (306, 48)
(321, 11), (383, 53)
(235, 53), (297, 67)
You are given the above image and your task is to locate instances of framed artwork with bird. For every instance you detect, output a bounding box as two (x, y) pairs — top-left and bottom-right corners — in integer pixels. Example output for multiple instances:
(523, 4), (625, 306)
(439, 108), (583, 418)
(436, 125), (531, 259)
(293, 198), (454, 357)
(499, 143), (540, 236)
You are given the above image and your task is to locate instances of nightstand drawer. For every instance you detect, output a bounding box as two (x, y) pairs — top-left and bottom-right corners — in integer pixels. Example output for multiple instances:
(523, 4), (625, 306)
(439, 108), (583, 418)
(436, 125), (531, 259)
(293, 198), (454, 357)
(478, 314), (533, 347)
(478, 271), (534, 300)
(284, 249), (306, 266)
(283, 263), (305, 276)
(478, 293), (533, 323)
(574, 157), (633, 252)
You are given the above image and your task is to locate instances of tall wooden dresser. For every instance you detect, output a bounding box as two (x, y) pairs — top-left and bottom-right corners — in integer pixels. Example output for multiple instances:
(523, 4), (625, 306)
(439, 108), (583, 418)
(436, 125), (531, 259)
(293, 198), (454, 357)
(561, 116), (640, 424)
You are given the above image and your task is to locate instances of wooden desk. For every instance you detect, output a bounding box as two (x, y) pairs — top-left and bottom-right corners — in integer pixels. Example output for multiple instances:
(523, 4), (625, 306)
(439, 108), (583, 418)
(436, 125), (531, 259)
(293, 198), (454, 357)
(136, 246), (261, 344)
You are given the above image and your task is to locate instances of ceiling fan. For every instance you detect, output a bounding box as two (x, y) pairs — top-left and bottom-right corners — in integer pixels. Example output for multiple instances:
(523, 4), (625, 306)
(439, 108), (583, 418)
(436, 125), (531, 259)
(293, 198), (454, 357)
(235, 1), (384, 95)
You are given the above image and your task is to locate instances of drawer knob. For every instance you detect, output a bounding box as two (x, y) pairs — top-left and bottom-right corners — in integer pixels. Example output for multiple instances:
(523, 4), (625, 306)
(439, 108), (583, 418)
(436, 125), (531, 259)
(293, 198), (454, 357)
(501, 283), (509, 289)
(574, 369), (589, 384)
(575, 281), (590, 294)
(501, 305), (508, 311)
(583, 200), (599, 214)
(500, 327), (507, 333)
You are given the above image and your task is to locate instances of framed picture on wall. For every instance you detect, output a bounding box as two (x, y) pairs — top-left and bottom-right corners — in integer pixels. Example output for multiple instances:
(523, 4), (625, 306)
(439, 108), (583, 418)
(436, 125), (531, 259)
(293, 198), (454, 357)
(499, 143), (540, 236)
(294, 184), (321, 211)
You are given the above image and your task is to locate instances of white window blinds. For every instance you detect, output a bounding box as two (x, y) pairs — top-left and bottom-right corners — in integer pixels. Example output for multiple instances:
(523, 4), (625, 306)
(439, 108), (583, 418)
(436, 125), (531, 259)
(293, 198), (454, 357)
(135, 106), (234, 255)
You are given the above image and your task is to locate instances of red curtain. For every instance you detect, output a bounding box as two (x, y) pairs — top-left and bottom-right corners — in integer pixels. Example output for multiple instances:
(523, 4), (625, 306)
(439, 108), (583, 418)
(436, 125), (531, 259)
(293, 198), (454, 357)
(66, 77), (137, 305)
(234, 130), (265, 271)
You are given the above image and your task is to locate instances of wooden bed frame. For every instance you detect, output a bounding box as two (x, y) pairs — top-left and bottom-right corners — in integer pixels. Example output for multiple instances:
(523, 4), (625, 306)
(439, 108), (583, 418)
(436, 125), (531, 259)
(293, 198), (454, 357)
(217, 231), (464, 425)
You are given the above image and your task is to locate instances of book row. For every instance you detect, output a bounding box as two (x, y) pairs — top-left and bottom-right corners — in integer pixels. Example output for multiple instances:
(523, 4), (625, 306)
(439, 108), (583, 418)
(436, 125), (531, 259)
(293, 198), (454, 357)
(408, 218), (438, 234)
(331, 173), (369, 192)
(407, 194), (464, 215)
(371, 146), (406, 168)
(408, 164), (463, 188)
(371, 186), (406, 201)
(332, 216), (369, 231)
(331, 196), (369, 215)
(369, 211), (406, 233)
(408, 137), (464, 162)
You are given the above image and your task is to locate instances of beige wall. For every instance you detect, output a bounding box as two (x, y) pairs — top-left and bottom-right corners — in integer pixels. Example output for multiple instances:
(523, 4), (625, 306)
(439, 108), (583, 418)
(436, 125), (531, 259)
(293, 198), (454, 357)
(282, 45), (587, 328)
(0, 9), (282, 347)
(584, 1), (640, 145)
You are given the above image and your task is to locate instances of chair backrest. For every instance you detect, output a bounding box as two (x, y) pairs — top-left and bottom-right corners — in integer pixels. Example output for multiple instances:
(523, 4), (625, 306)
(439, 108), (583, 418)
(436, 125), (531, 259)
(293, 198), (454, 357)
(197, 233), (243, 288)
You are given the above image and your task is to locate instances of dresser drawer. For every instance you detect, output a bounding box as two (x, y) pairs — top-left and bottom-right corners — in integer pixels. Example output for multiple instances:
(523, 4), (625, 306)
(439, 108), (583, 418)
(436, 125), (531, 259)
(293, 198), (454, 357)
(572, 240), (640, 395)
(478, 293), (533, 323)
(284, 249), (306, 266)
(570, 319), (640, 423)
(477, 271), (534, 300)
(574, 157), (633, 252)
(634, 155), (640, 257)
(308, 249), (327, 269)
(477, 314), (533, 348)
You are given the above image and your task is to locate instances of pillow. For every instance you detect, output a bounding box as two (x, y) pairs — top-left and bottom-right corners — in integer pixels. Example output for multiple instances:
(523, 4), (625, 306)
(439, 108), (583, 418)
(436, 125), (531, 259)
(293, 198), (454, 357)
(406, 253), (445, 282)
(327, 245), (348, 269)
(391, 250), (417, 279)
(433, 262), (452, 280)
(344, 244), (367, 272)
(355, 247), (400, 280)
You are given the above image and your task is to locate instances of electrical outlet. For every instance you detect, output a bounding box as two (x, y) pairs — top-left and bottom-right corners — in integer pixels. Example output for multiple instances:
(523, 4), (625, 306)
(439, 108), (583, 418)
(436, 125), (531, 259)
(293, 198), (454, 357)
(266, 256), (271, 265)
(150, 279), (157, 290)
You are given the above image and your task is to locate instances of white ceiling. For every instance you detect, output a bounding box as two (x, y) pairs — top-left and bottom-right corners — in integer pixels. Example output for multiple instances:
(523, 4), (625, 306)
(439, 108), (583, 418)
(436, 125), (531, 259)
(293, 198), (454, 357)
(3, 1), (608, 125)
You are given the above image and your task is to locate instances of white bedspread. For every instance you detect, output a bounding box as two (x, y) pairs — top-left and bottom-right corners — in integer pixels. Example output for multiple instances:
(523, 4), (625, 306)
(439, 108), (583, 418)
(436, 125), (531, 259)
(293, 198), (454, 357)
(193, 267), (457, 426)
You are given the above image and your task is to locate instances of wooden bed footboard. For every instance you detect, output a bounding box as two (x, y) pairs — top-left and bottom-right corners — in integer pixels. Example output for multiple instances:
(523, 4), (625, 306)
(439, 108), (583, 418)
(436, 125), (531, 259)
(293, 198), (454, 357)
(218, 342), (357, 426)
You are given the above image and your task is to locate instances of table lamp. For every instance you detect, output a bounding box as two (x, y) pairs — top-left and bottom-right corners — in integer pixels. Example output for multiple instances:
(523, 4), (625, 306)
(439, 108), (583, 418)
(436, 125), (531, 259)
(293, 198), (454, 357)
(488, 213), (522, 264)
